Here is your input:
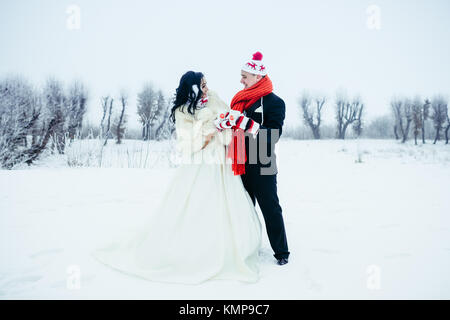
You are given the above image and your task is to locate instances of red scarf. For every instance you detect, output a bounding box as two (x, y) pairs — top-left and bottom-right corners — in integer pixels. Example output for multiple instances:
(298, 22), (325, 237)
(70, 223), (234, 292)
(227, 75), (273, 175)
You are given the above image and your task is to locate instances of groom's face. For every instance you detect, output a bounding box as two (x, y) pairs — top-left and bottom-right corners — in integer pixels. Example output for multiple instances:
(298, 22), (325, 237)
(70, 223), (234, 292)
(240, 71), (262, 89)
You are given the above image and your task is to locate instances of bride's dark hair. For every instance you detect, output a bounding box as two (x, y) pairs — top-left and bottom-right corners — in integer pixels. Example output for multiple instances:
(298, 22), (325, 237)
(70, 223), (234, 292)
(170, 71), (204, 123)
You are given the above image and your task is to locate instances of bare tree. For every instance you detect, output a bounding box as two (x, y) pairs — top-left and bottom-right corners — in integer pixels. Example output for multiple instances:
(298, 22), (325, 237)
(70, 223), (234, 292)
(67, 80), (88, 143)
(103, 97), (114, 146)
(152, 90), (169, 140)
(391, 97), (412, 143)
(155, 96), (175, 141)
(421, 99), (431, 144)
(43, 77), (69, 154)
(137, 84), (156, 140)
(411, 96), (423, 145)
(0, 76), (37, 168)
(391, 98), (402, 141)
(30, 94), (44, 146)
(411, 97), (431, 145)
(100, 96), (110, 139)
(445, 113), (450, 144)
(25, 116), (58, 167)
(393, 117), (399, 140)
(352, 106), (364, 138)
(0, 75), (59, 169)
(335, 92), (364, 139)
(299, 91), (325, 139)
(113, 91), (128, 144)
(431, 95), (448, 144)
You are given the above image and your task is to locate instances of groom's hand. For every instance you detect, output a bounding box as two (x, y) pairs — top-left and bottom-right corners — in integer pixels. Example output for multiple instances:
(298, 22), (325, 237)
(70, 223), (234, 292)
(231, 113), (260, 138)
(214, 110), (260, 137)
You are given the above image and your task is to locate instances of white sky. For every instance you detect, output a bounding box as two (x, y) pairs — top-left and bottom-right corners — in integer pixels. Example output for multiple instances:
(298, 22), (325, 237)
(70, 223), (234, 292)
(1, 0), (449, 129)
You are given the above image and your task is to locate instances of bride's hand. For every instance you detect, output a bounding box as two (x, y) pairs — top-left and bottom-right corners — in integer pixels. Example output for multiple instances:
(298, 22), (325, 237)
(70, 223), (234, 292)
(206, 132), (215, 141)
(201, 132), (216, 149)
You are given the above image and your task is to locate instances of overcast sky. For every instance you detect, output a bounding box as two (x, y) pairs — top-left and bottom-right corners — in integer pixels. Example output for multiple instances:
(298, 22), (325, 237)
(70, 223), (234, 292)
(1, 0), (449, 128)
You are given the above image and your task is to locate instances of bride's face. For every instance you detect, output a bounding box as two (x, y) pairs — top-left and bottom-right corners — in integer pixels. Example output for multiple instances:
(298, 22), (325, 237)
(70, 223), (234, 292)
(200, 77), (208, 98)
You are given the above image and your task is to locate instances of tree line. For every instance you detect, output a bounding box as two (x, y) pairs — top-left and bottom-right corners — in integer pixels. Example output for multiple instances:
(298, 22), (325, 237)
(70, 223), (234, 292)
(295, 90), (449, 144)
(0, 75), (174, 169)
(2, 74), (448, 169)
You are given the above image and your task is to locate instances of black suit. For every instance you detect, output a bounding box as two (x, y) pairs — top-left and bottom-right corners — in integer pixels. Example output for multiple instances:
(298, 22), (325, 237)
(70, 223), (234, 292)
(240, 92), (290, 260)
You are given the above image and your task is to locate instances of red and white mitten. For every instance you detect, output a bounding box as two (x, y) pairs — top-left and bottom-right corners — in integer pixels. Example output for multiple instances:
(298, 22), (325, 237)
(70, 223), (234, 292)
(215, 111), (260, 138)
(233, 114), (260, 138)
(214, 112), (232, 131)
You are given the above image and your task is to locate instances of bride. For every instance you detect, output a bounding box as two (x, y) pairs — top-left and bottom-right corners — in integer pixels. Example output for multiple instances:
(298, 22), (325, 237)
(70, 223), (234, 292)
(91, 71), (262, 284)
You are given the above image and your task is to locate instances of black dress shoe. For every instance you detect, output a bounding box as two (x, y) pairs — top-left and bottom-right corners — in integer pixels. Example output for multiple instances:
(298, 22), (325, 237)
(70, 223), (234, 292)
(277, 258), (288, 265)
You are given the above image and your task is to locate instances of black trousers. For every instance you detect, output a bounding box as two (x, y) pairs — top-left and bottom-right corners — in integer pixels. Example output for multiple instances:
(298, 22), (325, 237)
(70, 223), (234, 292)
(241, 165), (290, 260)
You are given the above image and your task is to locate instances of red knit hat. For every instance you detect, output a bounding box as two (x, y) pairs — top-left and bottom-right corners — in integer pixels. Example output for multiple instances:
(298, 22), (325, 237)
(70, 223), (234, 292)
(241, 51), (267, 76)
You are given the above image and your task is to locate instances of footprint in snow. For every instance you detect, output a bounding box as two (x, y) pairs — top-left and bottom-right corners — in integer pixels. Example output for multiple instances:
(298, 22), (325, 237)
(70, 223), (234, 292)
(50, 274), (96, 289)
(29, 248), (64, 259)
(384, 253), (411, 259)
(0, 274), (43, 296)
(312, 248), (341, 254)
(377, 224), (401, 229)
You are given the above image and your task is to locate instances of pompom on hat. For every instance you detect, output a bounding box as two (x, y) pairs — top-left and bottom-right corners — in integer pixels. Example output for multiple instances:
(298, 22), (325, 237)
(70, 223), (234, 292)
(241, 51), (267, 76)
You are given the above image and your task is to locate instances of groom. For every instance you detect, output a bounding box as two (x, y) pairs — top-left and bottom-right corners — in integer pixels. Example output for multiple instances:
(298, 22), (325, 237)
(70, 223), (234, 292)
(216, 52), (290, 265)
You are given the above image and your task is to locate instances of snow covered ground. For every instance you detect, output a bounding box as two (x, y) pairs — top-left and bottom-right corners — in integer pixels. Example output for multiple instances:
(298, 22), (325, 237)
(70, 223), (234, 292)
(1, 138), (450, 299)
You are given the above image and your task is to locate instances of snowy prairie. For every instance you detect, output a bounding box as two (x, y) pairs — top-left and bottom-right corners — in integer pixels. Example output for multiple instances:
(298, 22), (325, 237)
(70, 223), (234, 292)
(1, 138), (450, 299)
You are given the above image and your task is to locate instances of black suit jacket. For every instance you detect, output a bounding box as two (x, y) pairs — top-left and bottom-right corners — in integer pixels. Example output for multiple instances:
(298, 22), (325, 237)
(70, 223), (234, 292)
(243, 92), (285, 175)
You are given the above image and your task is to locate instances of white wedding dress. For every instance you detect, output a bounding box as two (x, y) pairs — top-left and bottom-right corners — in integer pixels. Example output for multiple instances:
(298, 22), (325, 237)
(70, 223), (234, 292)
(91, 90), (262, 284)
